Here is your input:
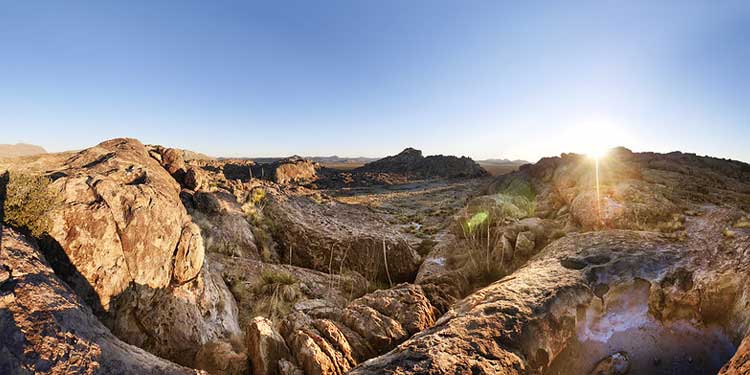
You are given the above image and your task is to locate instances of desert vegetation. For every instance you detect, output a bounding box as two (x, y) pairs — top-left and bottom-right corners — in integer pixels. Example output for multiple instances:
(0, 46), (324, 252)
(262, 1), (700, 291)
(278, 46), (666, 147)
(0, 171), (58, 237)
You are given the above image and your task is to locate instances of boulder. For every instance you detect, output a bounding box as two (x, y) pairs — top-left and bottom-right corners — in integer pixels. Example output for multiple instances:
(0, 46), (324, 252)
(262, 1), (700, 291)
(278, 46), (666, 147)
(0, 227), (200, 375)
(11, 138), (240, 366)
(194, 340), (248, 375)
(718, 336), (750, 374)
(266, 194), (421, 283)
(251, 156), (319, 185)
(246, 317), (292, 375)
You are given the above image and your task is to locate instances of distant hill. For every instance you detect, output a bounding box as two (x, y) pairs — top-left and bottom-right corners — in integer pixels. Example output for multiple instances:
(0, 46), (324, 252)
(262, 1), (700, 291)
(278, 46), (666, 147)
(476, 158), (528, 176)
(476, 158), (529, 165)
(0, 143), (47, 158)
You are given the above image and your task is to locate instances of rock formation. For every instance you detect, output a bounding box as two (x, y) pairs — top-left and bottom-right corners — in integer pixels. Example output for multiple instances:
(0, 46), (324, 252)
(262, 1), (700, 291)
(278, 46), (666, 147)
(1, 138), (241, 368)
(3, 139), (749, 375)
(355, 148), (488, 179)
(0, 227), (202, 374)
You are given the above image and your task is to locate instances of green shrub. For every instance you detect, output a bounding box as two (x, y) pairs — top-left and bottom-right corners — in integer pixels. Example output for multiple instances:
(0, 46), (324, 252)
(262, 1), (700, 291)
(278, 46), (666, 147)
(2, 172), (59, 237)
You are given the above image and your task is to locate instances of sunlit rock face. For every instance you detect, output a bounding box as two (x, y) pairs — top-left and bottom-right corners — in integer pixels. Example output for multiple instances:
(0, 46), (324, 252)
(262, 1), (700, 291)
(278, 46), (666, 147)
(0, 227), (198, 374)
(350, 221), (750, 374)
(1, 138), (241, 367)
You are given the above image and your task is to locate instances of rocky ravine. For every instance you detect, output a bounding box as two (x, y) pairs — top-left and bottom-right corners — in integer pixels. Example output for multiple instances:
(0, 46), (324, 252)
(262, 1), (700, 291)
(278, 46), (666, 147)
(2, 140), (750, 375)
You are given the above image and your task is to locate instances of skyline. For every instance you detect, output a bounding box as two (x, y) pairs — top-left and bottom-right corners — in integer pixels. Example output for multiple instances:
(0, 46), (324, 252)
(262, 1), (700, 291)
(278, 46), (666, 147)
(2, 1), (749, 163)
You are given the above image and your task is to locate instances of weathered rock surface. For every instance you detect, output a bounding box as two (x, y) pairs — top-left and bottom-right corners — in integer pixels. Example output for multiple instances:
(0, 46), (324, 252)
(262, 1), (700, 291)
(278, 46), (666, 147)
(189, 189), (261, 259)
(1, 138), (241, 367)
(350, 150), (750, 374)
(246, 317), (292, 375)
(719, 336), (750, 374)
(265, 192), (422, 283)
(251, 156), (319, 185)
(271, 283), (439, 374)
(0, 227), (201, 375)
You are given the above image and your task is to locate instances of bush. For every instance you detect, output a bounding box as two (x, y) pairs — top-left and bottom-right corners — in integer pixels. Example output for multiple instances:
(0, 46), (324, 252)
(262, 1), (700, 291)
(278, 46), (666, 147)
(250, 269), (301, 321)
(1, 172), (59, 237)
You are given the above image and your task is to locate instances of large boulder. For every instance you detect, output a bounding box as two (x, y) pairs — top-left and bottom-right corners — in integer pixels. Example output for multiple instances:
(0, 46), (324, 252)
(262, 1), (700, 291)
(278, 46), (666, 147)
(265, 193), (421, 283)
(0, 227), (200, 374)
(4, 138), (240, 366)
(251, 156), (319, 185)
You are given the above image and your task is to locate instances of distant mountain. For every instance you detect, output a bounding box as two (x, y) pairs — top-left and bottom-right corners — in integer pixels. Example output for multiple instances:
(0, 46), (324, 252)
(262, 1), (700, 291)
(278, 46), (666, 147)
(477, 158), (529, 165)
(0, 143), (47, 158)
(235, 155), (378, 165)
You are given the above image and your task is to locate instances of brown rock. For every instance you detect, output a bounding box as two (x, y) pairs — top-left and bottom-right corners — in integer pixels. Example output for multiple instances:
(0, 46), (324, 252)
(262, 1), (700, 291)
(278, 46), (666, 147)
(589, 352), (630, 375)
(173, 222), (205, 284)
(246, 316), (292, 375)
(266, 194), (421, 283)
(15, 138), (243, 366)
(719, 336), (750, 374)
(194, 340), (248, 375)
(514, 230), (535, 258)
(0, 227), (200, 375)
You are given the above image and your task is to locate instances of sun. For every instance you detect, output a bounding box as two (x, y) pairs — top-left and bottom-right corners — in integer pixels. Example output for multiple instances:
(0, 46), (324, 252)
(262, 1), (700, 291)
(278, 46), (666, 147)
(586, 143), (610, 160)
(562, 118), (627, 160)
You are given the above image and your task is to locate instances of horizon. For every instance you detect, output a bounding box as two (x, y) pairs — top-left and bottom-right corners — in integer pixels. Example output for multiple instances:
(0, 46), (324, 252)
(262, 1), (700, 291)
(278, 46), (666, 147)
(2, 1), (749, 162)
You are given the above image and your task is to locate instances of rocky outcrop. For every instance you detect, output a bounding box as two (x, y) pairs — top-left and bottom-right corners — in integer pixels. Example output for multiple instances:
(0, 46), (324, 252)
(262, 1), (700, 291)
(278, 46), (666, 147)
(355, 148), (488, 180)
(2, 138), (240, 367)
(251, 156), (319, 185)
(265, 193), (422, 283)
(270, 283), (438, 375)
(350, 150), (750, 374)
(0, 227), (201, 374)
(350, 229), (750, 374)
(188, 190), (261, 260)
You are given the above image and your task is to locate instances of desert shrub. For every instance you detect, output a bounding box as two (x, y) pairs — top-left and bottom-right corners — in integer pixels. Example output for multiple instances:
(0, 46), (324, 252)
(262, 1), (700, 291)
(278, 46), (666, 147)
(250, 269), (302, 321)
(1, 171), (59, 237)
(734, 216), (750, 229)
(448, 177), (537, 288)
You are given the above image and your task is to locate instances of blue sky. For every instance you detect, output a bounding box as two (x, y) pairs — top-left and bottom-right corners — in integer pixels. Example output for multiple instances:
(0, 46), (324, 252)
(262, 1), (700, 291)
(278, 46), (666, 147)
(1, 1), (749, 162)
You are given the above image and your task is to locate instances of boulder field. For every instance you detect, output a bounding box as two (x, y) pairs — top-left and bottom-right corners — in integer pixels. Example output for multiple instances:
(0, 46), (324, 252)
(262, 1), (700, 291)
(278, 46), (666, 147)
(1, 139), (749, 375)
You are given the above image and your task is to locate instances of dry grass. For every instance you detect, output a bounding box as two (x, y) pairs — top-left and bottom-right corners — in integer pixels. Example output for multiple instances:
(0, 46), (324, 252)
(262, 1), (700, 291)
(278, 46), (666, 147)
(230, 268), (302, 323)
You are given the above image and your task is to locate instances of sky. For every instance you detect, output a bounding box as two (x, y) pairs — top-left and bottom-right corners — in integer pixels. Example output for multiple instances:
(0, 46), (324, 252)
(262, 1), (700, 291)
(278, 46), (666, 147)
(1, 1), (749, 162)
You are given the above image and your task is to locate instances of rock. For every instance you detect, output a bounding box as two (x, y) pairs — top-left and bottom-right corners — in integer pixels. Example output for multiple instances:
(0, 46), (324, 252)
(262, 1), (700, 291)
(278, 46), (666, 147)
(348, 283), (437, 336)
(719, 336), (750, 374)
(0, 227), (200, 375)
(514, 230), (536, 257)
(161, 148), (188, 178)
(194, 340), (248, 375)
(10, 138), (242, 366)
(348, 228), (750, 374)
(279, 359), (305, 375)
(266, 193), (421, 283)
(354, 148), (488, 180)
(590, 352), (630, 375)
(173, 222), (206, 284)
(246, 317), (292, 375)
(184, 166), (208, 191)
(251, 156), (319, 185)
